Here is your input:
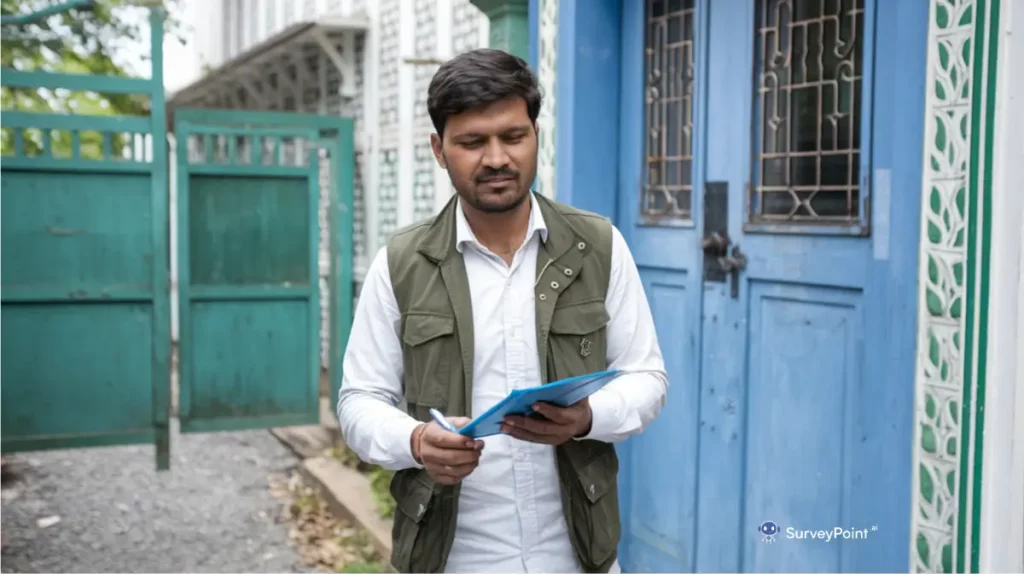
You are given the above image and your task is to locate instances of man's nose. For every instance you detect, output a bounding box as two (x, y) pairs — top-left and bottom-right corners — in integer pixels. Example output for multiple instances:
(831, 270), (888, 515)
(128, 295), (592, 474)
(481, 138), (510, 168)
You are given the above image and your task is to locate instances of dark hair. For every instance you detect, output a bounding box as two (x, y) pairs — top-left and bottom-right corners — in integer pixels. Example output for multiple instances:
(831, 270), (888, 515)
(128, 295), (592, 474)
(427, 48), (542, 138)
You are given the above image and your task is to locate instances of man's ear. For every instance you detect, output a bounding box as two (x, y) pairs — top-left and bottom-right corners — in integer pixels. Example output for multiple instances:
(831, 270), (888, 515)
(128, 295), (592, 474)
(430, 133), (446, 169)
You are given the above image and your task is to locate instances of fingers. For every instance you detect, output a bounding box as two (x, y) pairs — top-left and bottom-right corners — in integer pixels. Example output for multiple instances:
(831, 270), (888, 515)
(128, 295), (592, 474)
(530, 400), (586, 424)
(426, 460), (479, 485)
(500, 423), (560, 445)
(422, 423), (483, 451)
(529, 402), (573, 424)
(447, 416), (472, 429)
(503, 413), (562, 437)
(422, 443), (482, 467)
(419, 421), (484, 485)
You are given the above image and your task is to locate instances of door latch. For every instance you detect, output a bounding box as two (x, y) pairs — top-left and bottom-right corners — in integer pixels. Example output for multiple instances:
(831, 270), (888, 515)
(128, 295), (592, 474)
(702, 181), (729, 283)
(718, 245), (748, 299)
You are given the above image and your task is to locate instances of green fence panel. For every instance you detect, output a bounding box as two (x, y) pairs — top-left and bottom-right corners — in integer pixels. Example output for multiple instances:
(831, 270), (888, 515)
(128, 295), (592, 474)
(173, 110), (353, 434)
(0, 7), (172, 469)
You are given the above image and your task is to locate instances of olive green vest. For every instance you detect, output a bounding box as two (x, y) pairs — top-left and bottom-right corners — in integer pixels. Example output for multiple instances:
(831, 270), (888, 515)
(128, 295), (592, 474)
(385, 193), (621, 573)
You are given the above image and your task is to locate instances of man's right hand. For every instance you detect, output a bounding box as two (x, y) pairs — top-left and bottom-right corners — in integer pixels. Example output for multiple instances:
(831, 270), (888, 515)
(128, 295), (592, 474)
(411, 418), (484, 485)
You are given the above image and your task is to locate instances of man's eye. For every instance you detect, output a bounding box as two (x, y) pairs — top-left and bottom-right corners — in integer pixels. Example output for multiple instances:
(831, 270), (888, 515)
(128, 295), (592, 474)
(460, 140), (483, 149)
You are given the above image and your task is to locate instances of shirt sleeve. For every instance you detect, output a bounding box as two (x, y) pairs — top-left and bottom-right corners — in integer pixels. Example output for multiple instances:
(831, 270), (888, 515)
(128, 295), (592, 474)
(578, 225), (669, 443)
(336, 247), (424, 471)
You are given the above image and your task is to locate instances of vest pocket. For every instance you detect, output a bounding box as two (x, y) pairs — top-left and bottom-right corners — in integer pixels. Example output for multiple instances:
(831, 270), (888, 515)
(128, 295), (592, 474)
(549, 300), (610, 379)
(389, 470), (451, 573)
(401, 313), (455, 408)
(567, 445), (621, 569)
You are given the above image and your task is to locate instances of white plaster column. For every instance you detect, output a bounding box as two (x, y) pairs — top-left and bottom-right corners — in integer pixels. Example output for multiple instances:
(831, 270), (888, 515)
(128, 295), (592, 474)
(274, 0), (285, 36)
(477, 6), (490, 50)
(433, 0), (454, 214)
(397, 0), (416, 227)
(225, 0), (237, 61)
(363, 0), (382, 263)
(535, 0), (557, 199)
(979, 0), (1024, 571)
(255, 0), (267, 40)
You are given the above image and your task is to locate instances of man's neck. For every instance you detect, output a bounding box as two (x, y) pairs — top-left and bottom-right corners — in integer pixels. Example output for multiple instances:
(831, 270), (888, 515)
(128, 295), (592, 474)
(462, 193), (533, 264)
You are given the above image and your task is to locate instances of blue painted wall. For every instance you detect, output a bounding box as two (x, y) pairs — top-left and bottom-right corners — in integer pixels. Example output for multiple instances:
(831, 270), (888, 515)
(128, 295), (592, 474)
(554, 0), (620, 220)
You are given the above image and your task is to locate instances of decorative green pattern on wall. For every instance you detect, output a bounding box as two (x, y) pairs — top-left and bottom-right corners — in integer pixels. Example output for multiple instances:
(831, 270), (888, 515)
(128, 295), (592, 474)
(913, 0), (999, 571)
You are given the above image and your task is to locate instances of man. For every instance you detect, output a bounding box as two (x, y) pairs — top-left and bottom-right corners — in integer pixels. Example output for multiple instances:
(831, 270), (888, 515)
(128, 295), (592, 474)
(337, 48), (668, 573)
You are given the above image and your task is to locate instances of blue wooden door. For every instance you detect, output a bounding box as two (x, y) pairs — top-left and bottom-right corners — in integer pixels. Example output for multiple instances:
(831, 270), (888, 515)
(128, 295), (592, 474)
(615, 0), (923, 572)
(615, 0), (707, 569)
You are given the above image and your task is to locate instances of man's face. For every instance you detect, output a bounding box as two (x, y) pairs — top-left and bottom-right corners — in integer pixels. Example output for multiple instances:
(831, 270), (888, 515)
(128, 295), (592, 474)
(430, 97), (538, 214)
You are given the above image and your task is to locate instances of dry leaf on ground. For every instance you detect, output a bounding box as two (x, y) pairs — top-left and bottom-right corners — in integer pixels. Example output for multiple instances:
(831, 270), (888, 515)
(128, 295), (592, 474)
(268, 471), (384, 573)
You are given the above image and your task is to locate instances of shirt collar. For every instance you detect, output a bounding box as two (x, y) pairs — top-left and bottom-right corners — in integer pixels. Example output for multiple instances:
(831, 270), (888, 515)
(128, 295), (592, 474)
(455, 191), (549, 253)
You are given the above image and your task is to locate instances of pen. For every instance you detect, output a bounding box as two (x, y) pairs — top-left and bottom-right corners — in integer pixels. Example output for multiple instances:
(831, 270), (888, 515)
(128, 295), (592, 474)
(429, 408), (458, 433)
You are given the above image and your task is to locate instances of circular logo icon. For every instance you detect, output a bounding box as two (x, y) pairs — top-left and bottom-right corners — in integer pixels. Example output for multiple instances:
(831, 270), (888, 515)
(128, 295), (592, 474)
(758, 520), (779, 543)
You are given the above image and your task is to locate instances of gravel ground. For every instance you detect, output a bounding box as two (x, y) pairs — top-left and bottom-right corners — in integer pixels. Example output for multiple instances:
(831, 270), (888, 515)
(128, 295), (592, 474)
(0, 426), (312, 573)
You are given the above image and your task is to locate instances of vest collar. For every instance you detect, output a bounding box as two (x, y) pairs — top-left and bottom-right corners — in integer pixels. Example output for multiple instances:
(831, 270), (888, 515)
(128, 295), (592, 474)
(417, 191), (580, 263)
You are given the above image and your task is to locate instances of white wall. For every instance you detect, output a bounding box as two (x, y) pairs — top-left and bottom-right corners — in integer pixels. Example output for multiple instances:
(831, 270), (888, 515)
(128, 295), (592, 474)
(979, 0), (1024, 570)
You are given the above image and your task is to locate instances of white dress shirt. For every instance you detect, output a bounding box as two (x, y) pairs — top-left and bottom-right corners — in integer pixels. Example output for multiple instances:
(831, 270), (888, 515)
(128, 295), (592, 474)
(337, 193), (668, 573)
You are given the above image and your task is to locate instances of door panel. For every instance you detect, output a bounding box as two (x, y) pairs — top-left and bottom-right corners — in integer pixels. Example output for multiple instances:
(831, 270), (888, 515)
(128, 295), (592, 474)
(699, 0), (895, 571)
(618, 0), (918, 572)
(175, 113), (324, 433)
(624, 270), (700, 573)
(740, 283), (863, 572)
(616, 0), (704, 571)
(0, 121), (170, 469)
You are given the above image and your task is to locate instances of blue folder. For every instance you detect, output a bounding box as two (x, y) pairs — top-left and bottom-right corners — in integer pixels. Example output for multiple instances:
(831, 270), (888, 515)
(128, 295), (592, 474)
(457, 369), (624, 439)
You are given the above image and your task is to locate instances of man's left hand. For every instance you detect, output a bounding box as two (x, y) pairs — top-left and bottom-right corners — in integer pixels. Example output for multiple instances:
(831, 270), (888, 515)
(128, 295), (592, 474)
(500, 399), (593, 445)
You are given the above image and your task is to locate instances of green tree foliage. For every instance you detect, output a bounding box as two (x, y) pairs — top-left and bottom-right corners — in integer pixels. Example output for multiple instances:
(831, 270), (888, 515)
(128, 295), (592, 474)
(1, 0), (182, 158)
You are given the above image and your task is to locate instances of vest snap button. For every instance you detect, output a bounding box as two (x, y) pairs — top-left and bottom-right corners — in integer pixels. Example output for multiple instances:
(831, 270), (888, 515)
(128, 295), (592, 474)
(564, 268), (573, 276)
(588, 484), (595, 496)
(539, 293), (547, 301)
(577, 241), (586, 250)
(550, 281), (559, 289)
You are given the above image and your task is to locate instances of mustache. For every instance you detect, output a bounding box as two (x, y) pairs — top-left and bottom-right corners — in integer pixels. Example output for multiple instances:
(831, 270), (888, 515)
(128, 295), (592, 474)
(475, 167), (519, 183)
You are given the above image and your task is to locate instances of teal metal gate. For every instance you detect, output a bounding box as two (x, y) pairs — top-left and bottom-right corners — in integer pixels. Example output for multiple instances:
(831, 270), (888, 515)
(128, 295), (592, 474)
(1, 5), (172, 467)
(173, 109), (354, 435)
(1, 4), (355, 470)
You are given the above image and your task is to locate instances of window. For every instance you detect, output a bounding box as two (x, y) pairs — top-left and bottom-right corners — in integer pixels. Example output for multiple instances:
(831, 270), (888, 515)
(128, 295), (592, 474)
(642, 0), (696, 224)
(750, 0), (866, 229)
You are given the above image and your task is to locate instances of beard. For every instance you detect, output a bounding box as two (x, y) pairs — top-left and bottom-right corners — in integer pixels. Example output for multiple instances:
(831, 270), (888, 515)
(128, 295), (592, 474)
(451, 167), (532, 214)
